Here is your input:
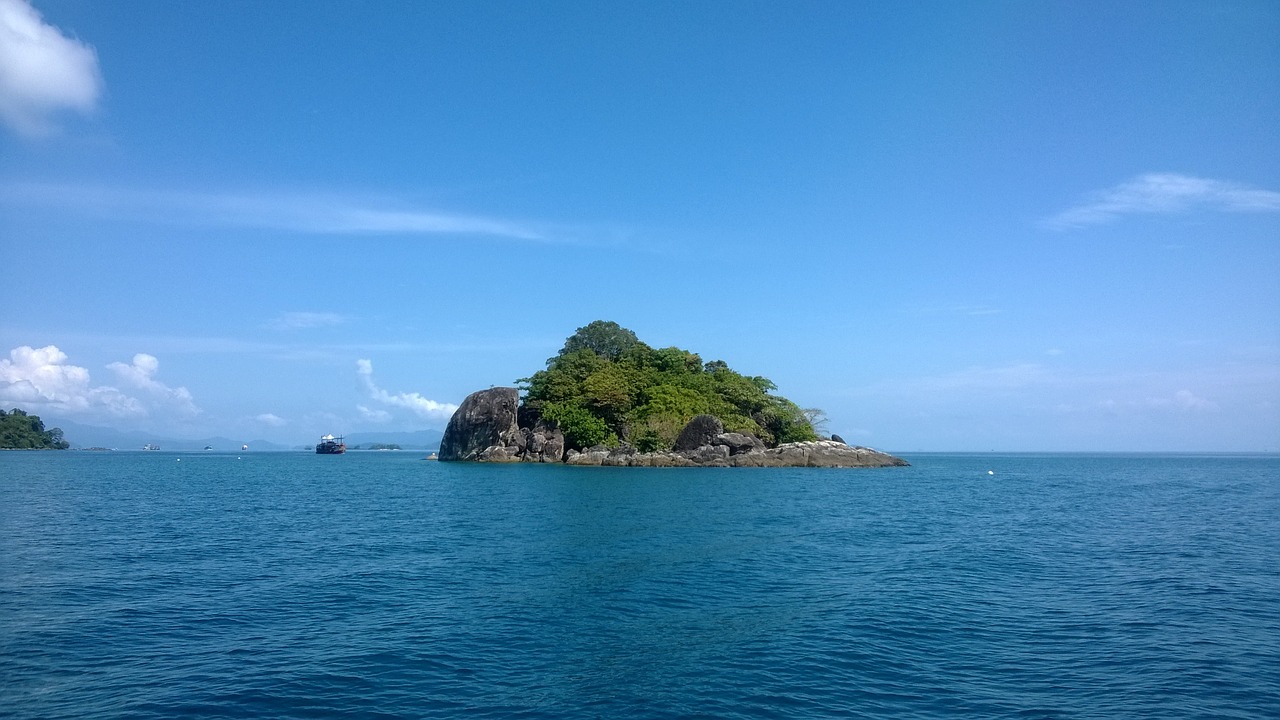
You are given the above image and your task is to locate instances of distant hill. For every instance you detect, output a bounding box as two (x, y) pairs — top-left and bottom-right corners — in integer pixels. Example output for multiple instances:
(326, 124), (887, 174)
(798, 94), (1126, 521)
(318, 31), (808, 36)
(46, 418), (291, 451)
(343, 430), (443, 450)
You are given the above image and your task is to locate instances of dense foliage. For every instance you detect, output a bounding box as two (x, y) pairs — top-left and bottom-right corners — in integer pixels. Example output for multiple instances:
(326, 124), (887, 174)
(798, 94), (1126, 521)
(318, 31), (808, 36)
(0, 409), (70, 450)
(519, 321), (819, 452)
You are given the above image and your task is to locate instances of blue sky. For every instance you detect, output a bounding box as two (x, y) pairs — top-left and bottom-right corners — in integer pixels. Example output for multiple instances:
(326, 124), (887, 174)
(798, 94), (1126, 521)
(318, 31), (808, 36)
(2, 0), (1278, 451)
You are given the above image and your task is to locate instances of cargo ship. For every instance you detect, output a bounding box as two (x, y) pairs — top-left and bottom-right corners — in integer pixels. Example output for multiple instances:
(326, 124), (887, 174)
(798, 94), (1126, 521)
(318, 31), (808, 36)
(315, 434), (346, 454)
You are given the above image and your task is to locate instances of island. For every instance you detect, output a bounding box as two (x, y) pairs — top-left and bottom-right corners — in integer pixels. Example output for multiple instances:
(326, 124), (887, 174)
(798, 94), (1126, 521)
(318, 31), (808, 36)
(439, 321), (906, 468)
(1, 409), (70, 450)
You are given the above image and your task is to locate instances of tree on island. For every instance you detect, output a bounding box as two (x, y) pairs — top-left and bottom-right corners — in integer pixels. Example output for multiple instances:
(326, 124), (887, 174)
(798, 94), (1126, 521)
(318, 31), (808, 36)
(519, 321), (819, 452)
(0, 409), (70, 449)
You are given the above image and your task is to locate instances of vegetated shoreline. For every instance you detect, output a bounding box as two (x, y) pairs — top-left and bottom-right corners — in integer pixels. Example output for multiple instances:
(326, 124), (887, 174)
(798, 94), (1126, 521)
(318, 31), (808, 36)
(438, 321), (908, 468)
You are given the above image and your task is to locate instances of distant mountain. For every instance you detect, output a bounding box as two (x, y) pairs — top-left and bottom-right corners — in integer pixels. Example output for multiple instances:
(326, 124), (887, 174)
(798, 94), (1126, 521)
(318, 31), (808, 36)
(42, 418), (444, 452)
(342, 429), (443, 450)
(46, 418), (291, 451)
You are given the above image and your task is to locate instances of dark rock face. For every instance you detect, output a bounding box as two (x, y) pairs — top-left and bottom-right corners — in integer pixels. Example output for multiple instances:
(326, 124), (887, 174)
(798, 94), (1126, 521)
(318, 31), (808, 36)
(438, 388), (521, 461)
(672, 415), (724, 452)
(521, 420), (566, 463)
(831, 433), (847, 445)
(440, 388), (568, 463)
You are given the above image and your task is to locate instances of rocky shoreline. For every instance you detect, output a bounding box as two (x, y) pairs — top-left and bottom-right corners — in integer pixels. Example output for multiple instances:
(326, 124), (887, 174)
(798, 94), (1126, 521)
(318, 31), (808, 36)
(439, 388), (908, 469)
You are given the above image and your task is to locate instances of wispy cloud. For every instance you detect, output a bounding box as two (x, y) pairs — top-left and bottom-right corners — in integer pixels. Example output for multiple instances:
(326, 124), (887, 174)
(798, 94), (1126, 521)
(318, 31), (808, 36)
(267, 311), (349, 330)
(0, 0), (102, 137)
(1, 183), (546, 240)
(254, 412), (288, 427)
(1044, 173), (1280, 229)
(356, 359), (458, 422)
(1099, 389), (1219, 414)
(908, 304), (1002, 317)
(356, 404), (392, 422)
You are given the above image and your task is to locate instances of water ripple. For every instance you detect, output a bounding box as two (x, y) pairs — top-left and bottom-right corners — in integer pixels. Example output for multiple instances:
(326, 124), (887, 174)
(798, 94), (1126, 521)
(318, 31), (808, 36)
(2, 452), (1278, 718)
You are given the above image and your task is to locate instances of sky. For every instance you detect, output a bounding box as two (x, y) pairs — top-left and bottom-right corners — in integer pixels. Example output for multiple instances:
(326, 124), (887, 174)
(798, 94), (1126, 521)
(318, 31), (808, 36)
(1, 0), (1278, 452)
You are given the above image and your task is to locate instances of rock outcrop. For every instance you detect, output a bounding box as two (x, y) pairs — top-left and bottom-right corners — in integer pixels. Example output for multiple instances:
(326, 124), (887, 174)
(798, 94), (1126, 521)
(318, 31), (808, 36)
(439, 388), (567, 463)
(441, 390), (908, 468)
(438, 388), (522, 462)
(564, 438), (905, 468)
(672, 414), (724, 452)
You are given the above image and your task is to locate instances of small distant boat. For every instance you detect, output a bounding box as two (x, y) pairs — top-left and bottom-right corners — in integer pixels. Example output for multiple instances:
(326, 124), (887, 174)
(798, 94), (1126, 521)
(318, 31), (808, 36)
(204, 445), (213, 451)
(242, 444), (249, 451)
(316, 434), (346, 455)
(143, 443), (160, 451)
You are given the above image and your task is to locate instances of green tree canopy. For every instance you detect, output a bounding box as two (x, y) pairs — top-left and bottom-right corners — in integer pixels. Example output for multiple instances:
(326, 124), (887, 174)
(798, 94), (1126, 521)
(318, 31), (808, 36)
(0, 408), (70, 450)
(519, 322), (818, 452)
(556, 320), (642, 361)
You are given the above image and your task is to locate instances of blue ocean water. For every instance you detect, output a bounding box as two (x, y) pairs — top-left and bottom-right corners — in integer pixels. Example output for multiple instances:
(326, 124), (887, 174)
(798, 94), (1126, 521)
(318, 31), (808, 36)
(2, 451), (1278, 719)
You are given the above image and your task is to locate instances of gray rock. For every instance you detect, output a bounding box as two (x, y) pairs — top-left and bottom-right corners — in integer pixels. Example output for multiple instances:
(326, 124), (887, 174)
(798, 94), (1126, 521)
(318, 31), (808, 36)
(673, 414), (724, 452)
(520, 420), (567, 463)
(756, 440), (908, 468)
(565, 446), (611, 466)
(681, 443), (731, 465)
(713, 432), (765, 455)
(439, 387), (521, 461)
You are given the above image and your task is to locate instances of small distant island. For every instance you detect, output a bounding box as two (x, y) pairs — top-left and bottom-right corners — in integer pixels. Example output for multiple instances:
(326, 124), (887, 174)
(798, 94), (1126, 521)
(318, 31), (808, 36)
(440, 321), (906, 468)
(1, 409), (70, 450)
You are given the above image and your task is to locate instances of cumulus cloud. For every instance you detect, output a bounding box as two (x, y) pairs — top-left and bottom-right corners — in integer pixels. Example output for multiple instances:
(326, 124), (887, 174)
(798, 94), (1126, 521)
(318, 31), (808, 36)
(356, 359), (458, 421)
(106, 353), (199, 417)
(0, 0), (102, 136)
(1, 345), (141, 417)
(1045, 173), (1280, 229)
(255, 413), (287, 427)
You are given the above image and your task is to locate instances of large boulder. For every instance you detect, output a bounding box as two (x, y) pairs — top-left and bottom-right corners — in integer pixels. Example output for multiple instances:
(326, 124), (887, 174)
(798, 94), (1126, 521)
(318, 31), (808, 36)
(672, 414), (724, 452)
(438, 387), (521, 461)
(713, 432), (765, 455)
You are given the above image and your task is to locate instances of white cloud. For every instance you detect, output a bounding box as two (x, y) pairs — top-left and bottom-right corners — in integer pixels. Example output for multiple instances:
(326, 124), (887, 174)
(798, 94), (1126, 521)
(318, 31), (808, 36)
(268, 311), (348, 330)
(356, 358), (458, 422)
(254, 413), (287, 427)
(1045, 173), (1280, 229)
(0, 0), (102, 136)
(1, 345), (140, 417)
(106, 353), (199, 417)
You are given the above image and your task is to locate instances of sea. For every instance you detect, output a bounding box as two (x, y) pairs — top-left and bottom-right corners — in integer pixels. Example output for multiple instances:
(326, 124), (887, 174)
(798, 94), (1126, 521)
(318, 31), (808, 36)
(1, 451), (1277, 719)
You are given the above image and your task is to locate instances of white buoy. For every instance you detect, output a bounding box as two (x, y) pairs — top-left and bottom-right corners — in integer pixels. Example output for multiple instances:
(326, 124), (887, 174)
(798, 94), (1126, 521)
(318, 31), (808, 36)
(987, 470), (994, 475)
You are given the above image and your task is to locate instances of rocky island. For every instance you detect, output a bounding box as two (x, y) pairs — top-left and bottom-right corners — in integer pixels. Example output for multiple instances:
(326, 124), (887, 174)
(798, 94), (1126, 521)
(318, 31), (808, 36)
(439, 321), (907, 469)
